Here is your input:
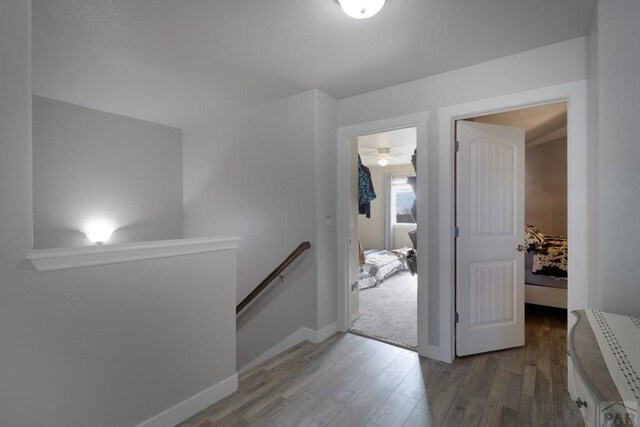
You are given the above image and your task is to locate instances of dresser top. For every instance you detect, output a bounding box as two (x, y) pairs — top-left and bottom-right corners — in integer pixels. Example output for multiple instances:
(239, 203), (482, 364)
(569, 309), (623, 403)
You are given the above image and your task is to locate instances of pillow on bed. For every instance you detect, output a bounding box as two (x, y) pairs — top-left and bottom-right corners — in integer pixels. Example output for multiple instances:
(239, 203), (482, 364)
(524, 224), (545, 251)
(358, 267), (380, 290)
(532, 235), (568, 277)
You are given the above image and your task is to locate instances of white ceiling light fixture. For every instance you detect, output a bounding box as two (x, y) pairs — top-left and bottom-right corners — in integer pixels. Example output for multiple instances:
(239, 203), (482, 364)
(377, 148), (390, 166)
(338, 0), (386, 19)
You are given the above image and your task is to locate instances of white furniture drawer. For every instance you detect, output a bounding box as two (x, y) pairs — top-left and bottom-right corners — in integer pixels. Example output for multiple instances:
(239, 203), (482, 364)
(572, 368), (597, 426)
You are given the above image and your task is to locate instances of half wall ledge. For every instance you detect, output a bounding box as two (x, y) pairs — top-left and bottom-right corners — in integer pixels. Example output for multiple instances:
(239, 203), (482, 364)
(26, 236), (241, 272)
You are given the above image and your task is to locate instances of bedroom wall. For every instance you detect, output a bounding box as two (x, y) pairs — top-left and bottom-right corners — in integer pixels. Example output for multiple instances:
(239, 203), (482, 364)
(357, 165), (385, 250)
(33, 95), (183, 249)
(589, 0), (640, 316)
(1, 3), (237, 426)
(357, 164), (416, 250)
(394, 224), (417, 249)
(525, 138), (568, 236)
(183, 89), (338, 369)
(339, 36), (588, 347)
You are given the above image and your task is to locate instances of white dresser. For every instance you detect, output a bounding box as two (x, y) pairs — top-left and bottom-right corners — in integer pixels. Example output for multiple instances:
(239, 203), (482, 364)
(569, 310), (639, 426)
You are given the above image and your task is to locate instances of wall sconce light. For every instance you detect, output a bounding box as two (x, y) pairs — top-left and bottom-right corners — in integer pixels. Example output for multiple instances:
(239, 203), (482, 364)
(84, 219), (116, 245)
(338, 0), (386, 19)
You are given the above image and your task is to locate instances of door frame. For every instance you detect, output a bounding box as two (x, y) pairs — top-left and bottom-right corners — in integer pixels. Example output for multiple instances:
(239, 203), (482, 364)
(336, 112), (430, 357)
(438, 81), (589, 362)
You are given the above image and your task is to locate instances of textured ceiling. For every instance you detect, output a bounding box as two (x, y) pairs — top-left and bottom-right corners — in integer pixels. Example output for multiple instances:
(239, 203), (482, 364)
(358, 127), (416, 167)
(32, 0), (596, 128)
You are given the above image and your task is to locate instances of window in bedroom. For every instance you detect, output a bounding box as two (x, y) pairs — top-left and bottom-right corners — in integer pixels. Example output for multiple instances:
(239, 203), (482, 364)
(391, 176), (416, 224)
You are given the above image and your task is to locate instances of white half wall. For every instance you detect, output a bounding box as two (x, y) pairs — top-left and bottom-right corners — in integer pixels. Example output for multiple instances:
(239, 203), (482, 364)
(33, 96), (183, 249)
(338, 37), (588, 351)
(183, 89), (338, 370)
(0, 4), (236, 425)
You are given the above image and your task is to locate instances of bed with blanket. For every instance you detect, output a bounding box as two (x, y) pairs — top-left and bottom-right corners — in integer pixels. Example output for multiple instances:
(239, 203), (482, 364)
(359, 249), (405, 289)
(524, 224), (568, 308)
(358, 268), (380, 290)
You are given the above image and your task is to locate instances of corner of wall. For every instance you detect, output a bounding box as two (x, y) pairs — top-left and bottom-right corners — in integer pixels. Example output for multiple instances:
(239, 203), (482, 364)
(314, 90), (339, 330)
(587, 0), (601, 310)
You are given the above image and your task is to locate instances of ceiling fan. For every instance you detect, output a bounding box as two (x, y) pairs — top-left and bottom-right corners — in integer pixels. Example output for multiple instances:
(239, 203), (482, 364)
(362, 147), (406, 166)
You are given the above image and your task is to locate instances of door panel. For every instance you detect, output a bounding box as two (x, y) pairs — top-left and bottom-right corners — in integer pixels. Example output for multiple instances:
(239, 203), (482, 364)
(456, 121), (525, 356)
(470, 261), (515, 326)
(470, 140), (515, 236)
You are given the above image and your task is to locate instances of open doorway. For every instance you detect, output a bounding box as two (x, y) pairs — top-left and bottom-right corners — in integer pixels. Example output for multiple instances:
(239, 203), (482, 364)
(455, 101), (568, 356)
(349, 127), (419, 349)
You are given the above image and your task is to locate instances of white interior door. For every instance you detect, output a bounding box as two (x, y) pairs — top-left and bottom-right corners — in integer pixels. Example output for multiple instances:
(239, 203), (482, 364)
(456, 121), (525, 356)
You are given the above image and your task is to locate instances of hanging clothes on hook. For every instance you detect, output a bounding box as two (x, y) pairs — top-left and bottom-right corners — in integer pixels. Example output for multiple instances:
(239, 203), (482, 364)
(358, 154), (377, 218)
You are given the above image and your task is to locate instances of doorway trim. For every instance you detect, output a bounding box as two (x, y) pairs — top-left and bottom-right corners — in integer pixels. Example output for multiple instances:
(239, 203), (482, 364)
(438, 80), (588, 362)
(336, 112), (430, 357)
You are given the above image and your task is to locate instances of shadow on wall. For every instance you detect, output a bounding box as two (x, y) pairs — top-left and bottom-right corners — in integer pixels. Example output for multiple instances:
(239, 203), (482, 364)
(33, 209), (185, 249)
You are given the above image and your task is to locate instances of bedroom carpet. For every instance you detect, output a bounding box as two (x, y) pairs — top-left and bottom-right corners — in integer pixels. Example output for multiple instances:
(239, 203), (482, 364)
(351, 271), (417, 348)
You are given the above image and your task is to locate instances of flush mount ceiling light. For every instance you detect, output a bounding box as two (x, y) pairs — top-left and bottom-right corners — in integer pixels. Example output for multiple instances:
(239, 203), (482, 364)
(377, 147), (390, 166)
(338, 0), (386, 19)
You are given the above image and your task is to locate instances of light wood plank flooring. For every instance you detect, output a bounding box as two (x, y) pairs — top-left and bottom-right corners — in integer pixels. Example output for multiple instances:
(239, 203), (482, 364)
(179, 305), (583, 427)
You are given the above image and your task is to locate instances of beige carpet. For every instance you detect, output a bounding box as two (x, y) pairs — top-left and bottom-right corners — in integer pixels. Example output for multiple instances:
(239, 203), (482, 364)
(351, 271), (417, 348)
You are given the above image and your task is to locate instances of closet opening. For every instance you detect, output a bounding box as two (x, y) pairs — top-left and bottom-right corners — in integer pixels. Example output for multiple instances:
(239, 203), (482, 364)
(349, 127), (419, 350)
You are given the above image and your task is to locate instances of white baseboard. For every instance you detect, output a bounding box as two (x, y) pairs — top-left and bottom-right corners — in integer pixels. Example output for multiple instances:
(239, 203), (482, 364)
(422, 344), (454, 364)
(305, 321), (339, 343)
(136, 374), (238, 427)
(239, 322), (338, 374)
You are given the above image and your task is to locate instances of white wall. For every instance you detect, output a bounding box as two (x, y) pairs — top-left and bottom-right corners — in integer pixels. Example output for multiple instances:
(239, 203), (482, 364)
(357, 166), (385, 250)
(357, 164), (416, 250)
(394, 224), (417, 250)
(33, 96), (183, 249)
(183, 89), (337, 369)
(339, 37), (587, 347)
(525, 138), (568, 236)
(0, 3), (236, 425)
(314, 91), (338, 329)
(587, 3), (601, 310)
(589, 0), (640, 316)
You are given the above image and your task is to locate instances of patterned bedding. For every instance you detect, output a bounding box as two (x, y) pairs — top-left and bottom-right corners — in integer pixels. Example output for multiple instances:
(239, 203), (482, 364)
(358, 268), (380, 290)
(532, 234), (568, 277)
(525, 223), (546, 251)
(362, 249), (405, 282)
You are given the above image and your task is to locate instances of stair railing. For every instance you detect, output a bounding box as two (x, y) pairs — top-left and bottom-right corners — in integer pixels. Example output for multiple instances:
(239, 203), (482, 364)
(236, 241), (311, 316)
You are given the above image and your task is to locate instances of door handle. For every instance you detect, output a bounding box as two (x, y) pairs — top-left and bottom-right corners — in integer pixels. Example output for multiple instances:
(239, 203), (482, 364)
(517, 244), (528, 252)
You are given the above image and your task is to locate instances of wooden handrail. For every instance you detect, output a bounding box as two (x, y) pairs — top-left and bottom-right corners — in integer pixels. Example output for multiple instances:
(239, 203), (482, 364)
(236, 241), (311, 316)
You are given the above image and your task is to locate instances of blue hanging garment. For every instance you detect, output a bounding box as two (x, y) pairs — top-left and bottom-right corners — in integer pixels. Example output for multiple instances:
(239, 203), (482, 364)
(358, 155), (377, 218)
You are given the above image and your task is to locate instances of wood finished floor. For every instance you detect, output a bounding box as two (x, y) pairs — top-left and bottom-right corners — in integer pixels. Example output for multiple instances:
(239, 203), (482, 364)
(179, 305), (583, 427)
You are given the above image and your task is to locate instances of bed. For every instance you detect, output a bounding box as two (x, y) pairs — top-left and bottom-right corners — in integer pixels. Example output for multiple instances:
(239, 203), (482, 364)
(360, 249), (406, 287)
(358, 268), (380, 290)
(524, 225), (568, 308)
